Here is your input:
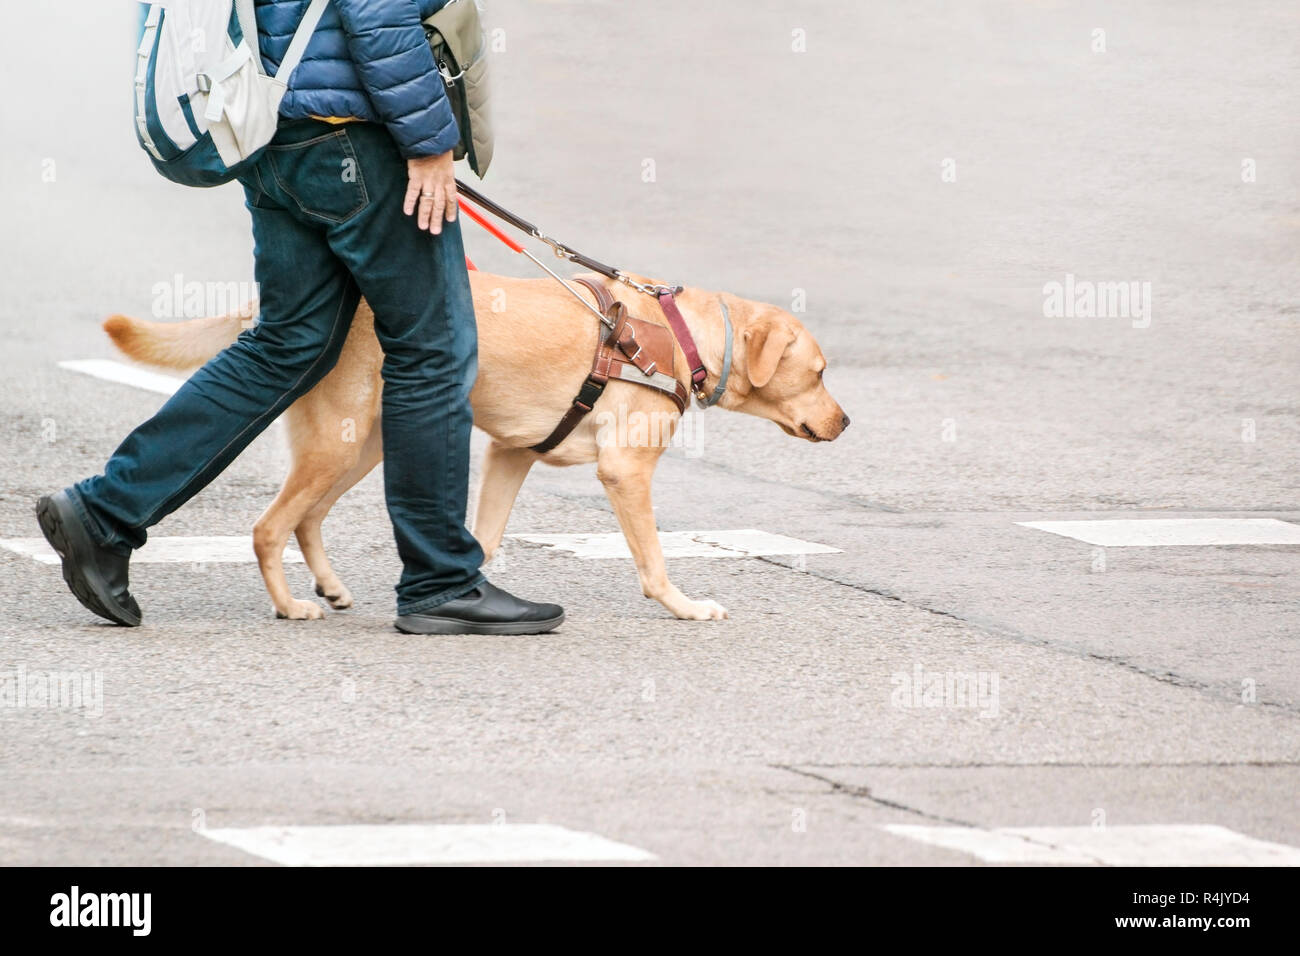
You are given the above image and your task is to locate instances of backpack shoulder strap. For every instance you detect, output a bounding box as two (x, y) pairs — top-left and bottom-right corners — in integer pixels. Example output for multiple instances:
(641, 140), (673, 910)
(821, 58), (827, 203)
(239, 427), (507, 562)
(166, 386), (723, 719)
(234, 0), (330, 82)
(275, 0), (330, 82)
(233, 0), (264, 75)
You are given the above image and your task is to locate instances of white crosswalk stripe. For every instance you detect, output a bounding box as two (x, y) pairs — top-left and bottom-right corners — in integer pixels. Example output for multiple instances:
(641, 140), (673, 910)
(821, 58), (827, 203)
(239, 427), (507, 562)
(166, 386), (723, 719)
(882, 823), (1300, 865)
(58, 359), (184, 396)
(198, 823), (657, 866)
(1018, 518), (1300, 547)
(0, 536), (301, 565)
(508, 529), (840, 559)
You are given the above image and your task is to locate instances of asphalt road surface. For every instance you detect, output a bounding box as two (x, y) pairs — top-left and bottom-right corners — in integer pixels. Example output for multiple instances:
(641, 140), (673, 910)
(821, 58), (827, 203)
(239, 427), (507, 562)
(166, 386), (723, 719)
(0, 1), (1296, 866)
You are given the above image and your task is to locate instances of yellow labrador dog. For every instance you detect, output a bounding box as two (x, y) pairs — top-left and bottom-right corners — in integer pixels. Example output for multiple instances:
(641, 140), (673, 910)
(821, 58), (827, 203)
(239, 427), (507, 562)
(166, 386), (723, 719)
(104, 271), (848, 621)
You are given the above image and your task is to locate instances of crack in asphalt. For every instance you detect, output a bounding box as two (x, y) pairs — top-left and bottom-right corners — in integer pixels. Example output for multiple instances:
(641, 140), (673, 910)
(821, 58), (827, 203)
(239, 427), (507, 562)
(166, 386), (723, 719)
(772, 763), (970, 825)
(773, 764), (1113, 866)
(523, 472), (1298, 719)
(752, 554), (1300, 719)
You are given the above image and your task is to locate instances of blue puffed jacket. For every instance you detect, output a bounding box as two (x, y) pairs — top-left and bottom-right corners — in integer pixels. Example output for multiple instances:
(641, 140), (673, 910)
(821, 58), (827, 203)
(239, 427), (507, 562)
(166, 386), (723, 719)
(253, 0), (458, 158)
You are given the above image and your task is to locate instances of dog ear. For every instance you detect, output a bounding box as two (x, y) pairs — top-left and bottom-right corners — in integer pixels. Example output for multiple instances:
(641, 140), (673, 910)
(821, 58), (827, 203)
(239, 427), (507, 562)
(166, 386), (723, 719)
(744, 317), (796, 388)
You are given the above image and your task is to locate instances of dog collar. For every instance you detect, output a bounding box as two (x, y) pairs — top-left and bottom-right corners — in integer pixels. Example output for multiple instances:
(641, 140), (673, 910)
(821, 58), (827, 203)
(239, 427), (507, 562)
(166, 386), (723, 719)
(696, 300), (732, 409)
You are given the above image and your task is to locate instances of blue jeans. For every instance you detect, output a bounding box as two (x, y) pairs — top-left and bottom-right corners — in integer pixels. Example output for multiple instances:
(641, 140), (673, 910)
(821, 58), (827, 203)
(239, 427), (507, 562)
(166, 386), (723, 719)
(73, 119), (485, 614)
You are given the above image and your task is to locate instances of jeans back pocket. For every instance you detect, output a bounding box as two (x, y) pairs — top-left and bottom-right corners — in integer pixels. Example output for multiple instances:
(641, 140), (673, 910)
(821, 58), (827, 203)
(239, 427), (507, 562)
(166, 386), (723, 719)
(266, 129), (369, 225)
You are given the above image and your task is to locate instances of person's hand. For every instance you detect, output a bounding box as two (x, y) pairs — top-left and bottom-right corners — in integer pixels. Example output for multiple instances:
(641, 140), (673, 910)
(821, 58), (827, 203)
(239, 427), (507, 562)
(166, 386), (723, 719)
(403, 150), (458, 235)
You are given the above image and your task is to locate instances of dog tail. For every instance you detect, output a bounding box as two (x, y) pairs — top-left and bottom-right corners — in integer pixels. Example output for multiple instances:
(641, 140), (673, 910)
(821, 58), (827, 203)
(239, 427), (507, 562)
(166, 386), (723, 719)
(103, 307), (251, 371)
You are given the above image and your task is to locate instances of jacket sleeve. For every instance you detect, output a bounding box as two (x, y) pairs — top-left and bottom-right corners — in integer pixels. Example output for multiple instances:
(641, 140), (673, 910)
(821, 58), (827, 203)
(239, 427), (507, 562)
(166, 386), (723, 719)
(331, 0), (460, 158)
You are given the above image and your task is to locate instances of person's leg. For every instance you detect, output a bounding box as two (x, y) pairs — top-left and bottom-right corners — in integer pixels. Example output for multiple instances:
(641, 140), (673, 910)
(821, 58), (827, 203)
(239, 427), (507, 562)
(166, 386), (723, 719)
(318, 123), (487, 615)
(72, 194), (358, 553)
(42, 145), (360, 623)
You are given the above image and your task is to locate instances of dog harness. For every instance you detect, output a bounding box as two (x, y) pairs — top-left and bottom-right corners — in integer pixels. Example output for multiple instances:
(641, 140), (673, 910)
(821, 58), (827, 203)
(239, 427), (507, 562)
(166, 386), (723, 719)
(446, 180), (737, 447)
(530, 278), (690, 454)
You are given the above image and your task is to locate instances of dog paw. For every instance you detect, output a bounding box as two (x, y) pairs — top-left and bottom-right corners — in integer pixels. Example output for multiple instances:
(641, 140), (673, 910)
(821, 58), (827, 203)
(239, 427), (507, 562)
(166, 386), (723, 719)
(315, 582), (353, 610)
(677, 599), (729, 621)
(275, 599), (326, 620)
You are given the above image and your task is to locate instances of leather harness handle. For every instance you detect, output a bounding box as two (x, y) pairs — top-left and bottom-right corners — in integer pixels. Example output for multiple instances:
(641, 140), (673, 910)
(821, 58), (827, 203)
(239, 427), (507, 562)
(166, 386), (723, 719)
(576, 275), (615, 314)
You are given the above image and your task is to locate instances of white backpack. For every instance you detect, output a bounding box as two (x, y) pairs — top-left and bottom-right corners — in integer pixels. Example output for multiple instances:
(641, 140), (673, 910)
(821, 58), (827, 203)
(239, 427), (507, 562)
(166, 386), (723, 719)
(134, 0), (329, 187)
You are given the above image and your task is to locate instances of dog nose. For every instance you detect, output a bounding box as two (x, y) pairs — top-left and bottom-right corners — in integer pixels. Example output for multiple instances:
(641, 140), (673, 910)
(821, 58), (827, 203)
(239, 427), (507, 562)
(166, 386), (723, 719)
(841, 414), (851, 429)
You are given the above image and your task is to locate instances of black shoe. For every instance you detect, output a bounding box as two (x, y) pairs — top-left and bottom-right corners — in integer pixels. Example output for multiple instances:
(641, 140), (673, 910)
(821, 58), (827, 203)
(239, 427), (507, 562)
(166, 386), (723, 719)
(394, 581), (564, 635)
(35, 490), (142, 627)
